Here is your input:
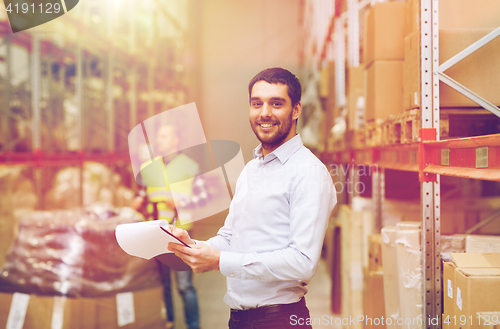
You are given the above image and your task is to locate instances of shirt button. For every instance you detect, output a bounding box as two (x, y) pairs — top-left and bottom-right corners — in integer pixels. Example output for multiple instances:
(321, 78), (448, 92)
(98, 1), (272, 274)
(230, 273), (234, 277)
(228, 288), (232, 291)
(250, 186), (254, 190)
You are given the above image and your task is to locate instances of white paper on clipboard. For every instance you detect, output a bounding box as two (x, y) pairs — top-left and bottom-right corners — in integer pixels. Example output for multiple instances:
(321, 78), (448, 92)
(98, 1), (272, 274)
(115, 219), (188, 260)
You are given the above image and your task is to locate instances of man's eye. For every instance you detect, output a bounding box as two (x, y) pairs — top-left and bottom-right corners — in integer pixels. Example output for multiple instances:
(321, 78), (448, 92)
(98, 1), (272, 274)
(252, 102), (262, 107)
(272, 102), (283, 107)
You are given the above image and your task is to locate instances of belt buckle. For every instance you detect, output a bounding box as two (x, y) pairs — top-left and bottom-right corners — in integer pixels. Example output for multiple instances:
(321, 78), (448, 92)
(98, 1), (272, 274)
(231, 309), (241, 322)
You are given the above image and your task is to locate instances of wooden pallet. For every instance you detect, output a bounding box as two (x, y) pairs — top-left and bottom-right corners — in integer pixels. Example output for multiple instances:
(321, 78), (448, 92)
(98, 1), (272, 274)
(350, 108), (499, 148)
(365, 120), (383, 147)
(347, 130), (366, 149)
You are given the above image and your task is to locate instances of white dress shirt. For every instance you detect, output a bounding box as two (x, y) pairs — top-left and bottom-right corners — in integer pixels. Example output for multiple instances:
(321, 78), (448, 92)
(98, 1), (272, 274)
(203, 134), (337, 310)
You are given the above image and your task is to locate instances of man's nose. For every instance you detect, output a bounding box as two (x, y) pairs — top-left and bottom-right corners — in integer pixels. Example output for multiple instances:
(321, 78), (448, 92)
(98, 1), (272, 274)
(261, 103), (272, 117)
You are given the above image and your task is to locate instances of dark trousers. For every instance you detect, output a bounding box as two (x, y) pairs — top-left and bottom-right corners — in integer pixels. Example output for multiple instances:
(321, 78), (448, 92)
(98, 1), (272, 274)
(228, 298), (313, 329)
(157, 260), (200, 329)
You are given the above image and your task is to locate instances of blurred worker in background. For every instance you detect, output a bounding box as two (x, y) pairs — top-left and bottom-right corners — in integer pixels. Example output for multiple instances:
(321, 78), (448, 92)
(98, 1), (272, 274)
(131, 124), (201, 329)
(167, 67), (337, 329)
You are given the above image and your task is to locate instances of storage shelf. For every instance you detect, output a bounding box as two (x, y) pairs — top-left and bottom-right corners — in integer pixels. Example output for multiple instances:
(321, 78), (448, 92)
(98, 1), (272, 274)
(323, 133), (500, 181)
(0, 151), (130, 167)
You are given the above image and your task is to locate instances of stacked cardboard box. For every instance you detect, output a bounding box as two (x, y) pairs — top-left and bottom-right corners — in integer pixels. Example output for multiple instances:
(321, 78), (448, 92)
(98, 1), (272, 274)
(364, 234), (386, 329)
(340, 201), (373, 329)
(368, 234), (383, 272)
(439, 0), (500, 29)
(476, 312), (500, 329)
(347, 66), (365, 132)
(443, 253), (500, 329)
(382, 197), (500, 235)
(404, 28), (500, 110)
(403, 0), (500, 110)
(363, 2), (405, 122)
(341, 205), (362, 329)
(0, 287), (166, 329)
(325, 220), (342, 314)
(322, 61), (340, 152)
(466, 235), (500, 253)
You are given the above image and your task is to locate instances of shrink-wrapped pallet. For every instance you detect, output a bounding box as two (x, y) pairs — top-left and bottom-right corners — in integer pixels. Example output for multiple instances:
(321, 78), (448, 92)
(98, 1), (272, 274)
(395, 222), (422, 329)
(381, 226), (401, 329)
(0, 203), (160, 297)
(441, 234), (466, 262)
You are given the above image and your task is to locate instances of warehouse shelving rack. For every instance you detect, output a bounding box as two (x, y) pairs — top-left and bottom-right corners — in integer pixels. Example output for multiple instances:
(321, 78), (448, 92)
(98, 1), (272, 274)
(318, 0), (500, 328)
(0, 0), (193, 208)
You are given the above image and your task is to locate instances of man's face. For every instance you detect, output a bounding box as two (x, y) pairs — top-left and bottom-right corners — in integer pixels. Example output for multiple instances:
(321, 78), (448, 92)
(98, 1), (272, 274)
(249, 81), (301, 154)
(155, 125), (178, 155)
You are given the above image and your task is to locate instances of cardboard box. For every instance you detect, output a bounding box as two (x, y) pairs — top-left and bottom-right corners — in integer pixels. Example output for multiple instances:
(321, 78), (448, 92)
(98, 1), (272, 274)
(466, 235), (500, 253)
(368, 234), (383, 272)
(323, 61), (339, 145)
(0, 287), (165, 329)
(347, 66), (365, 131)
(342, 207), (363, 328)
(403, 32), (420, 111)
(404, 0), (419, 37)
(365, 60), (404, 121)
(442, 261), (457, 329)
(404, 28), (500, 109)
(477, 312), (500, 329)
(364, 270), (387, 329)
(450, 253), (500, 329)
(406, 0), (500, 33)
(364, 2), (406, 66)
(320, 65), (330, 98)
(440, 28), (500, 107)
(340, 205), (373, 328)
(440, 0), (500, 29)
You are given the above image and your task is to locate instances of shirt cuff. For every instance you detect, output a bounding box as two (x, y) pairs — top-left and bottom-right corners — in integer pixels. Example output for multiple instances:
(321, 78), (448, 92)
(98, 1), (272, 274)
(219, 251), (244, 279)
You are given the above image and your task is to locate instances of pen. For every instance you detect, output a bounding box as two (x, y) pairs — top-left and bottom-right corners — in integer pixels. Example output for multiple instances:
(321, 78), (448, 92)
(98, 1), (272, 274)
(173, 217), (177, 229)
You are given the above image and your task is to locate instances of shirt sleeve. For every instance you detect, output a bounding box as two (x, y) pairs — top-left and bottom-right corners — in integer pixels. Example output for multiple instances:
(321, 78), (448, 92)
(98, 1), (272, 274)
(200, 186), (237, 252)
(218, 164), (337, 282)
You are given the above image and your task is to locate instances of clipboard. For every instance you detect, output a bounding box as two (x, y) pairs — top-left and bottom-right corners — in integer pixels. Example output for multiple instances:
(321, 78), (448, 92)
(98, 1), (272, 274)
(160, 226), (192, 248)
(115, 220), (192, 271)
(156, 226), (192, 271)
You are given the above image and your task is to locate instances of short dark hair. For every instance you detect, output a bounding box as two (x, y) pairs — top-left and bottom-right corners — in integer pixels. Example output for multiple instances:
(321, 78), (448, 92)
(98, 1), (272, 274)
(248, 68), (302, 107)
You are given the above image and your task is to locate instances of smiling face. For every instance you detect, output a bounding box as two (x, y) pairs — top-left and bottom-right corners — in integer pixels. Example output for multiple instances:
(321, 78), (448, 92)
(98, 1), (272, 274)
(249, 81), (302, 156)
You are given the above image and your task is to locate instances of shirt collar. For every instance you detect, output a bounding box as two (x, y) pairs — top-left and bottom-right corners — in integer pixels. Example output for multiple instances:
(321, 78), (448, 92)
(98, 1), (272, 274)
(253, 134), (303, 164)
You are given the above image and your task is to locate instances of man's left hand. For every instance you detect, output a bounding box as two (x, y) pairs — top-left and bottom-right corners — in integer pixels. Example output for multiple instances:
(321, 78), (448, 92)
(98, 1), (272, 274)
(167, 242), (220, 273)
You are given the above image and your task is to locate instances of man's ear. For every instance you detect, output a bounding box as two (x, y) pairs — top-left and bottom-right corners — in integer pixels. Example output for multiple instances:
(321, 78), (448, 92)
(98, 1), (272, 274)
(292, 101), (302, 121)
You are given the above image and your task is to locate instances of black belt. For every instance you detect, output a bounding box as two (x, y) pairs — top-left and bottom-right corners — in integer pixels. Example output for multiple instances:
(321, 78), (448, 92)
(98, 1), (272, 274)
(230, 298), (305, 322)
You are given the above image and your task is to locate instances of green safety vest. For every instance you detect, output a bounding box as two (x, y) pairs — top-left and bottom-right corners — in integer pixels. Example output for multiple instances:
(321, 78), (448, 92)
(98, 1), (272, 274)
(140, 153), (199, 231)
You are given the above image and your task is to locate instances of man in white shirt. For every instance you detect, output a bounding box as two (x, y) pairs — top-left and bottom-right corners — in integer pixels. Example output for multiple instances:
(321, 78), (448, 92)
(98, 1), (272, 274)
(168, 67), (337, 328)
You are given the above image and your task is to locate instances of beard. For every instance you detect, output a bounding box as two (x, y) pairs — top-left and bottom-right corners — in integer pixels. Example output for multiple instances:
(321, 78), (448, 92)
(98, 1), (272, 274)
(250, 110), (294, 151)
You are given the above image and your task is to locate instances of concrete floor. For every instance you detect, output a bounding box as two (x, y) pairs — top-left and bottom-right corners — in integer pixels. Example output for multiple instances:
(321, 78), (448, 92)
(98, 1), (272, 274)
(168, 214), (342, 329)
